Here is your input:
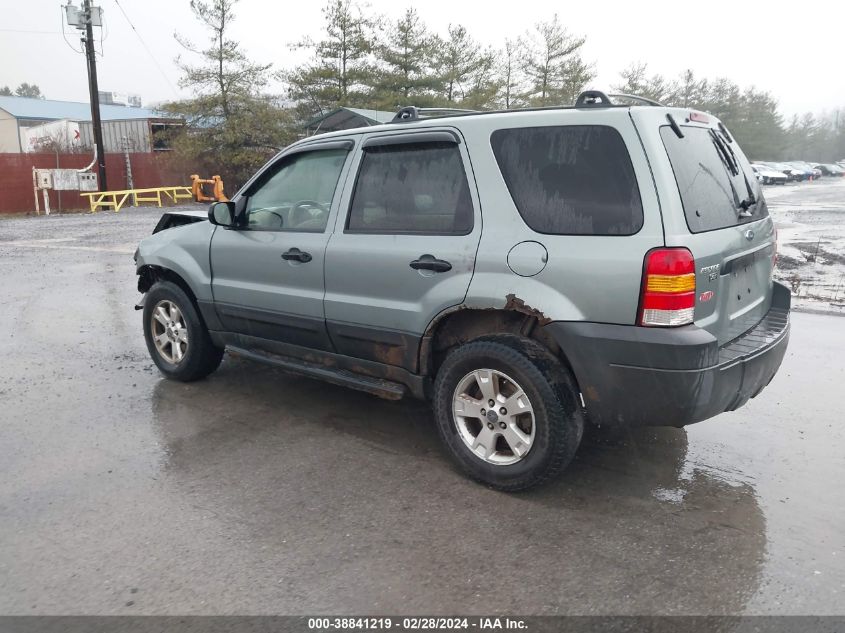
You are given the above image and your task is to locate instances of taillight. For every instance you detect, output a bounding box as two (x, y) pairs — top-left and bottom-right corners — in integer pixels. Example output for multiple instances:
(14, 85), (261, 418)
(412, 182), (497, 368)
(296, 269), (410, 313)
(638, 248), (696, 327)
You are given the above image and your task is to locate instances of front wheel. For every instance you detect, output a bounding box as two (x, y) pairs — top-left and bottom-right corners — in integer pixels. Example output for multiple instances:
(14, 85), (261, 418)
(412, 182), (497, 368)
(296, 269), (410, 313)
(433, 335), (583, 491)
(143, 280), (223, 382)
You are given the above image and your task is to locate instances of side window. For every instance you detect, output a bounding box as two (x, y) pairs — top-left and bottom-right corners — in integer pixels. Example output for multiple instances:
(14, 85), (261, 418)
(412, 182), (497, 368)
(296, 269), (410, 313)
(346, 141), (473, 235)
(490, 125), (644, 235)
(245, 148), (348, 232)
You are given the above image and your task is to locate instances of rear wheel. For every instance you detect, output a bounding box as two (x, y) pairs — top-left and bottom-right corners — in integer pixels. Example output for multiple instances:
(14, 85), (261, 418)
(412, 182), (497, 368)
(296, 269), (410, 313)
(433, 335), (583, 491)
(143, 281), (223, 382)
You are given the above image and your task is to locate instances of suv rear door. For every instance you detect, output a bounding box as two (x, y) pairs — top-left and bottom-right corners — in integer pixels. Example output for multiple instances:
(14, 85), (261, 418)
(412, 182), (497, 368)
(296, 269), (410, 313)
(632, 108), (776, 345)
(323, 128), (482, 372)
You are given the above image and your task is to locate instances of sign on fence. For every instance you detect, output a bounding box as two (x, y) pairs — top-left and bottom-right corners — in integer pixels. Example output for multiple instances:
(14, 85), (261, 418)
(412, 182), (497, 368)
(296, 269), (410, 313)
(33, 168), (99, 215)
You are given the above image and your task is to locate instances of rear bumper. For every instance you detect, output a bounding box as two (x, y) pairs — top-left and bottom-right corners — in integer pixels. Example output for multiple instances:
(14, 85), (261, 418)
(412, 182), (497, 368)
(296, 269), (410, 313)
(544, 282), (791, 428)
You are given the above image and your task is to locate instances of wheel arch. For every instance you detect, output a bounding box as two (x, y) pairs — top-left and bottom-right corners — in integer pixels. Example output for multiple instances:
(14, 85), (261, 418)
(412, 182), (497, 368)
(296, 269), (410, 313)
(137, 265), (221, 331)
(138, 265), (198, 303)
(421, 307), (580, 392)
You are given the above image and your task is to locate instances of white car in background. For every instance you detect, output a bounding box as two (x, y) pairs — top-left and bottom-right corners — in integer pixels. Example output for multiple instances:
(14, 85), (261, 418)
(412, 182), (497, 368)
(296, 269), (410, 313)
(751, 164), (788, 185)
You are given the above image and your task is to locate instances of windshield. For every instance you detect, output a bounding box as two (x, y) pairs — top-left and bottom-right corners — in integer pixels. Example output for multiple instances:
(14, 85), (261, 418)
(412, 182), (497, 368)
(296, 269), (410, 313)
(661, 125), (769, 233)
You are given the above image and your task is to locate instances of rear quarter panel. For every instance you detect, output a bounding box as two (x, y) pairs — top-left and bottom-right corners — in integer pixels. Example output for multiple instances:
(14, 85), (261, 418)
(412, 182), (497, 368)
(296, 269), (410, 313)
(459, 108), (665, 324)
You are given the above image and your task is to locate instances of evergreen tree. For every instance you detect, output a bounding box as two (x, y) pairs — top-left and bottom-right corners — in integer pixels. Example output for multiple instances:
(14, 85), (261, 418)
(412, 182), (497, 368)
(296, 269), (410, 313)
(496, 39), (525, 109)
(674, 69), (708, 107)
(174, 0), (271, 120)
(522, 15), (592, 106)
(286, 0), (378, 118)
(433, 24), (490, 105)
(730, 87), (785, 160)
(164, 0), (292, 189)
(612, 63), (674, 104)
(373, 8), (439, 109)
(1, 83), (44, 98)
(459, 47), (500, 110)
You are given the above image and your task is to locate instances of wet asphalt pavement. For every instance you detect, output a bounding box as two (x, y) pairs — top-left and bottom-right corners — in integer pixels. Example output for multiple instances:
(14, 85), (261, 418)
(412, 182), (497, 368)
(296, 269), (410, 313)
(0, 190), (844, 616)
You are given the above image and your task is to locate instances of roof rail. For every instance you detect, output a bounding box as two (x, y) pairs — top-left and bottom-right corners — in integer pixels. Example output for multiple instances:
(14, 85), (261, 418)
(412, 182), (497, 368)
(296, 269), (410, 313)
(606, 93), (665, 107)
(574, 90), (664, 107)
(392, 106), (479, 123)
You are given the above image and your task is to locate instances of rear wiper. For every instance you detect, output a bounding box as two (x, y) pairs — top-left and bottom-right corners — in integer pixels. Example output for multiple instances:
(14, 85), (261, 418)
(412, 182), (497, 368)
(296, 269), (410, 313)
(710, 129), (756, 217)
(736, 196), (754, 217)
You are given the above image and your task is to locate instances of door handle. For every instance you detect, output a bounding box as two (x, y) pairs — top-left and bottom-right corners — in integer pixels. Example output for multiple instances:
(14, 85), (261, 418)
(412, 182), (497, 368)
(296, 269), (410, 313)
(409, 254), (452, 273)
(282, 248), (312, 263)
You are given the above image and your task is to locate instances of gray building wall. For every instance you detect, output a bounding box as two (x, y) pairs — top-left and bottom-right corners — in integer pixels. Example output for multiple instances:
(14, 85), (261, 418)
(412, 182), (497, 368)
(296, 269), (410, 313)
(79, 119), (153, 153)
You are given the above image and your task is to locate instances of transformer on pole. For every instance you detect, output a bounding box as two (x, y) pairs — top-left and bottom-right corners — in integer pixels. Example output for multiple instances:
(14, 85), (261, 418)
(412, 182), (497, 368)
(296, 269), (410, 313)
(63, 0), (108, 191)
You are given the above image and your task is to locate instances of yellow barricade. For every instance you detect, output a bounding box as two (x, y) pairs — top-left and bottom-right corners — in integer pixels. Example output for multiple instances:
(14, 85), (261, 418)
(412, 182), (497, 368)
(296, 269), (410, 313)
(81, 186), (195, 213)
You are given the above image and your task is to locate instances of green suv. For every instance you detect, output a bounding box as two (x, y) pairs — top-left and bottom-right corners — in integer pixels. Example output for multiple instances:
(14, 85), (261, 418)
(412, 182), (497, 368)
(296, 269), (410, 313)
(135, 92), (790, 491)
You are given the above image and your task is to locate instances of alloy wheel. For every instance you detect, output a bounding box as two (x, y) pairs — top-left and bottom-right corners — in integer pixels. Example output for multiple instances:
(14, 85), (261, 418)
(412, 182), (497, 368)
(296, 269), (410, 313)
(150, 299), (189, 364)
(452, 368), (536, 465)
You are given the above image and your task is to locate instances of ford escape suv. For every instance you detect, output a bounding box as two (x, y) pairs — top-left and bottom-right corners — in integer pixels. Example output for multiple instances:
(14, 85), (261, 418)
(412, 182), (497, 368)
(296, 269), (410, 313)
(135, 91), (790, 491)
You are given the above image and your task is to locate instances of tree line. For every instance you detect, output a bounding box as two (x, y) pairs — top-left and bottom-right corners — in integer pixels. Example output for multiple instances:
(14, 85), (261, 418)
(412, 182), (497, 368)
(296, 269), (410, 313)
(159, 0), (843, 187)
(612, 63), (845, 164)
(285, 1), (593, 115)
(0, 83), (44, 98)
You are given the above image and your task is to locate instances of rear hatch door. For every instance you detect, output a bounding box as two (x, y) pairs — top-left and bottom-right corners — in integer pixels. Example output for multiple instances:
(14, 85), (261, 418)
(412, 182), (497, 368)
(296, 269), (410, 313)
(639, 110), (775, 345)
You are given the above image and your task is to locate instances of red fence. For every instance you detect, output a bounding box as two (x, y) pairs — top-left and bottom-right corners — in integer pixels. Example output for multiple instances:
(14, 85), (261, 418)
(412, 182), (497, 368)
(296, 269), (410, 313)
(0, 152), (195, 214)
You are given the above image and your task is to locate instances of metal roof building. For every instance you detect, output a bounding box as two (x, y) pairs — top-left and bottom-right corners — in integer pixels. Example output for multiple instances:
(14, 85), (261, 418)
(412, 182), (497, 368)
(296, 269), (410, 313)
(304, 107), (395, 135)
(0, 96), (181, 153)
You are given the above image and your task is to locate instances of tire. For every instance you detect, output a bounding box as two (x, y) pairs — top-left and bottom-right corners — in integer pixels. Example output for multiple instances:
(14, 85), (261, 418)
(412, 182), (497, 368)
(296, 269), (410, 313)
(143, 280), (224, 382)
(433, 335), (584, 492)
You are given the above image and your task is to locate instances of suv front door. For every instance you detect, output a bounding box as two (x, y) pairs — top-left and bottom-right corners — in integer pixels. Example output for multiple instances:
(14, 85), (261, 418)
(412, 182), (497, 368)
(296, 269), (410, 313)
(324, 129), (482, 372)
(210, 141), (353, 351)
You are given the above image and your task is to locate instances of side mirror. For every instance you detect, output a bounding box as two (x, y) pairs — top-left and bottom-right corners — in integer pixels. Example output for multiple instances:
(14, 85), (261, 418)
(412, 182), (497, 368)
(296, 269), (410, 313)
(208, 201), (236, 227)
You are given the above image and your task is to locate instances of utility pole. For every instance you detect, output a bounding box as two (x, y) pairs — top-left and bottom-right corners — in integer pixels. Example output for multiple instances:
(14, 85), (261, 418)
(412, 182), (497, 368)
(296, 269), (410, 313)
(81, 0), (107, 191)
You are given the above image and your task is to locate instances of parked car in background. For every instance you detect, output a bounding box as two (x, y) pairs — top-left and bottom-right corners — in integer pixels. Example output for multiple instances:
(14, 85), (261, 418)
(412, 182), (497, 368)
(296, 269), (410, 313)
(790, 162), (823, 179)
(751, 164), (788, 185)
(765, 162), (806, 181)
(814, 163), (844, 176)
(785, 162), (819, 180)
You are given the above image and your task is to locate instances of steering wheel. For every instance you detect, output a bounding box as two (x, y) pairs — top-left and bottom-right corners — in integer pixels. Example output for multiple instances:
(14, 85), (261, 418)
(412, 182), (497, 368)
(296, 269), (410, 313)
(291, 200), (326, 216)
(248, 208), (285, 229)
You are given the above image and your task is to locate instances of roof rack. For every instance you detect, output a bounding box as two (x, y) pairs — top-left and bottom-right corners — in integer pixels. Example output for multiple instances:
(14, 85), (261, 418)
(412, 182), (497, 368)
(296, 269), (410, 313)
(385, 92), (665, 126)
(392, 106), (479, 122)
(574, 90), (664, 107)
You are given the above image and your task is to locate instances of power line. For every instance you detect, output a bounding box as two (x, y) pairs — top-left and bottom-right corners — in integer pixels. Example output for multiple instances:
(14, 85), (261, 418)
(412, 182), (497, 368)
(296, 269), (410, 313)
(111, 0), (180, 98)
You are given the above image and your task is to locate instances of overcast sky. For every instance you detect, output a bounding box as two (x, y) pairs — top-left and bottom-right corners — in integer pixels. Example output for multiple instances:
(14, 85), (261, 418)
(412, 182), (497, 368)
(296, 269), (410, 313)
(1, 0), (843, 118)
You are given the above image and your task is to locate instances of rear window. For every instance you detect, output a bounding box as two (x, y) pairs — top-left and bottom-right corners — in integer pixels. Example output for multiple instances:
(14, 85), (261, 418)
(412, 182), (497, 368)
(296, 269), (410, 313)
(346, 142), (473, 235)
(660, 126), (769, 233)
(490, 125), (643, 235)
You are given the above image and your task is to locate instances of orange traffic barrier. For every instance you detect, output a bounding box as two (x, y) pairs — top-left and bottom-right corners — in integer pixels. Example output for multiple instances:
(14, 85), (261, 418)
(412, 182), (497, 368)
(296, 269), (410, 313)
(190, 174), (227, 203)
